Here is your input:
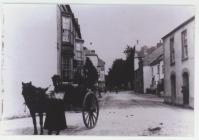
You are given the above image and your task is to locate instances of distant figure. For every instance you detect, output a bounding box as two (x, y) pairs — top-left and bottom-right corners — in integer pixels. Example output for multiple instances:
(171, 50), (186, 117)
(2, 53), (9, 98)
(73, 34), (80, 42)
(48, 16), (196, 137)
(157, 82), (161, 97)
(94, 86), (102, 98)
(44, 75), (67, 135)
(115, 86), (118, 94)
(104, 87), (107, 93)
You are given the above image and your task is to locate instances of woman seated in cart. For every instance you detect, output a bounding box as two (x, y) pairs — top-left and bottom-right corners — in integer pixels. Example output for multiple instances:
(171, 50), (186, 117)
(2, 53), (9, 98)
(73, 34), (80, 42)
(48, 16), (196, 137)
(44, 75), (67, 135)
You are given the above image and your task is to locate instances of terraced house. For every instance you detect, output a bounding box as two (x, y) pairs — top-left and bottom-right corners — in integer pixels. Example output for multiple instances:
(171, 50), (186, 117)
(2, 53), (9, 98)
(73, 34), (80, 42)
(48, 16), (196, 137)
(162, 16), (195, 108)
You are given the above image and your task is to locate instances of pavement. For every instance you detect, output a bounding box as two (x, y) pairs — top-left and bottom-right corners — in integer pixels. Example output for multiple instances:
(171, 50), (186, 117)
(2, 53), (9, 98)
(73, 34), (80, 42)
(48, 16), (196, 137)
(0, 91), (194, 136)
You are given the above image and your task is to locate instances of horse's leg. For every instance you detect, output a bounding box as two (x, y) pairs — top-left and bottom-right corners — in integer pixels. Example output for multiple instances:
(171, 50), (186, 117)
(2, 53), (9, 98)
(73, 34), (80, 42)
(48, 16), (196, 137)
(48, 130), (52, 135)
(39, 113), (43, 135)
(56, 130), (60, 135)
(31, 112), (38, 135)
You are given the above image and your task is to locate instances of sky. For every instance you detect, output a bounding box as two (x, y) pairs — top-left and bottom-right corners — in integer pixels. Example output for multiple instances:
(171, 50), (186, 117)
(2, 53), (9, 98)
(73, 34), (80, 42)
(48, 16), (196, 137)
(70, 4), (194, 73)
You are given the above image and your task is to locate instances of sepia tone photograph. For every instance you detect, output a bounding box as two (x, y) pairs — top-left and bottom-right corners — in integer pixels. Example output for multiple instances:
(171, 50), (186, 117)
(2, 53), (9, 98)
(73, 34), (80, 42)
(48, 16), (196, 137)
(0, 1), (196, 137)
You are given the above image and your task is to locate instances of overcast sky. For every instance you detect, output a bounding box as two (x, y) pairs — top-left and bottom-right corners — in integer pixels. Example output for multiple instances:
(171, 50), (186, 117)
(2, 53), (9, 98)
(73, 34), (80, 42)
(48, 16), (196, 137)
(70, 4), (194, 73)
(3, 4), (195, 75)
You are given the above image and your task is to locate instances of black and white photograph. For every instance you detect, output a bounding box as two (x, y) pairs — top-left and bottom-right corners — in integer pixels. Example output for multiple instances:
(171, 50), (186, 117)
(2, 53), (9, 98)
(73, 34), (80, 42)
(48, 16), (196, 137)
(0, 0), (198, 137)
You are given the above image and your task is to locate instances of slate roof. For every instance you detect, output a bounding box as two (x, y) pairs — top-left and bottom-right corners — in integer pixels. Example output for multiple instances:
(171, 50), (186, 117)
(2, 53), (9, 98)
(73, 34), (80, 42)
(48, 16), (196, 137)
(135, 46), (156, 58)
(143, 46), (163, 66)
(150, 54), (163, 66)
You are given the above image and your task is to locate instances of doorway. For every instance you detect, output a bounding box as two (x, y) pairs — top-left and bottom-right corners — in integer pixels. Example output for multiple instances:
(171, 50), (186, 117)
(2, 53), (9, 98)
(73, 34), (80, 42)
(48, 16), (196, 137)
(171, 74), (176, 104)
(182, 72), (189, 105)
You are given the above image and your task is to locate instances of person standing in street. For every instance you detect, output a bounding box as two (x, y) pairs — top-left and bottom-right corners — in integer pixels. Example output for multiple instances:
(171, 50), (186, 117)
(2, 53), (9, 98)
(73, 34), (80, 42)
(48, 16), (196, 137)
(44, 75), (67, 135)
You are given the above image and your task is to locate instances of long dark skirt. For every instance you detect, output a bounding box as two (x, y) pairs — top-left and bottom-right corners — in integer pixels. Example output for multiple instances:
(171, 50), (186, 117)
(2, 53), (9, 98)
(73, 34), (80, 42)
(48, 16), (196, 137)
(44, 99), (67, 131)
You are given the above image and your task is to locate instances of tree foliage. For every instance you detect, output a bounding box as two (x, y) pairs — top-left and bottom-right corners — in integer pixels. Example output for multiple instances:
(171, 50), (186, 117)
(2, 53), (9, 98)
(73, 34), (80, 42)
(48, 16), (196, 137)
(106, 45), (135, 90)
(83, 57), (98, 88)
(124, 45), (135, 89)
(106, 59), (128, 90)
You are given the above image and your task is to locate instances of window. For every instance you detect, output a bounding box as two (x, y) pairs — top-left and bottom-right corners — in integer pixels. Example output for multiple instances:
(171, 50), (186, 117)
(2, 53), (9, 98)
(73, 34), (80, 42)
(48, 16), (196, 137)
(162, 64), (164, 74)
(157, 64), (160, 74)
(62, 16), (70, 30)
(62, 16), (74, 45)
(62, 29), (75, 45)
(77, 51), (82, 59)
(62, 30), (69, 42)
(62, 56), (73, 81)
(62, 16), (70, 42)
(181, 30), (188, 60)
(170, 37), (175, 65)
(76, 42), (81, 51)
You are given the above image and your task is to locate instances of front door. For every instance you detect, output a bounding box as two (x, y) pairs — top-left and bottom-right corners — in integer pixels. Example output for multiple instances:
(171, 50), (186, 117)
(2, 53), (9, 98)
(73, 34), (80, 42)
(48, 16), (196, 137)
(171, 75), (176, 104)
(182, 72), (189, 105)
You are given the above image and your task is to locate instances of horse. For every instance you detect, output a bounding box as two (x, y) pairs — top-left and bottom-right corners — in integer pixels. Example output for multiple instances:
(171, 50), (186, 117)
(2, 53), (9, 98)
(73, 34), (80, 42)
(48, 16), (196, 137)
(22, 82), (48, 135)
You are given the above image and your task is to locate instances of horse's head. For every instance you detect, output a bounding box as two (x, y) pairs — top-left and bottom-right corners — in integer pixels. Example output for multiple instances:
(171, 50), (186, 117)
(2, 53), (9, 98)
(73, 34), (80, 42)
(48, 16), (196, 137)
(22, 81), (32, 96)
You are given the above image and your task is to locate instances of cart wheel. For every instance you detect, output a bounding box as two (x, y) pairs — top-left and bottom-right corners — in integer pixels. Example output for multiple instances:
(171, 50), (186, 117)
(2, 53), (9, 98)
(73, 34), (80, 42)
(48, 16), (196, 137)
(82, 92), (99, 129)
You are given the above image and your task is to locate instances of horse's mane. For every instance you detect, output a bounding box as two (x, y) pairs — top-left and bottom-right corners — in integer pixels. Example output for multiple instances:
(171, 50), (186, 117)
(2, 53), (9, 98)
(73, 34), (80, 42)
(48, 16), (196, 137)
(22, 82), (48, 112)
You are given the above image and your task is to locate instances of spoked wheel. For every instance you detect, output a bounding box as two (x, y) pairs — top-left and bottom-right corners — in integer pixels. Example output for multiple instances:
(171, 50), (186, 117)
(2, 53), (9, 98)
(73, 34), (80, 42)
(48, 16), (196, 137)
(82, 92), (99, 129)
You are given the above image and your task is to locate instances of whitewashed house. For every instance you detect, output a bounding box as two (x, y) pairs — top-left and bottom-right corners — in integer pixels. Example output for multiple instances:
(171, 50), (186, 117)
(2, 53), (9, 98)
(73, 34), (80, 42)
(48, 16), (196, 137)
(149, 46), (164, 95)
(2, 4), (83, 118)
(143, 45), (164, 94)
(97, 58), (106, 91)
(84, 49), (99, 67)
(134, 44), (164, 94)
(162, 16), (194, 108)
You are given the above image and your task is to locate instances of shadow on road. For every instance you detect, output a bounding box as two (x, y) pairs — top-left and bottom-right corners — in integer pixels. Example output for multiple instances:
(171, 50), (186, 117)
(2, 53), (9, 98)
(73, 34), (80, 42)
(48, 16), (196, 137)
(2, 125), (89, 135)
(61, 125), (88, 135)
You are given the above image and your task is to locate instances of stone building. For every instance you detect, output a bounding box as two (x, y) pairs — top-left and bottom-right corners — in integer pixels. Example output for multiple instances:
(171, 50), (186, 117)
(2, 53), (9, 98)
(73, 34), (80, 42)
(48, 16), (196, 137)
(162, 16), (195, 108)
(58, 5), (83, 82)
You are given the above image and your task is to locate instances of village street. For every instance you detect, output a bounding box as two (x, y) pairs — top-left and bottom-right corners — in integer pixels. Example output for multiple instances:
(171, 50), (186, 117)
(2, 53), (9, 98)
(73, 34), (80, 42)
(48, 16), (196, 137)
(0, 91), (193, 136)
